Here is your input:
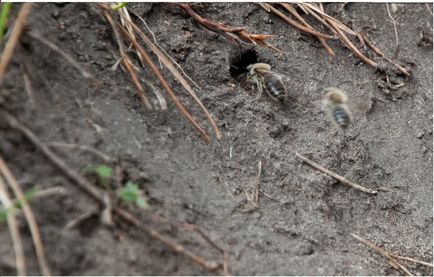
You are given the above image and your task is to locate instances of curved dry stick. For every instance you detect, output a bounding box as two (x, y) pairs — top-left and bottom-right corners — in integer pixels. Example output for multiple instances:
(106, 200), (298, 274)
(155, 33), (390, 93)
(0, 175), (26, 276)
(0, 3), (32, 87)
(114, 9), (222, 140)
(179, 3), (280, 52)
(179, 3), (244, 33)
(260, 3), (333, 39)
(0, 156), (51, 276)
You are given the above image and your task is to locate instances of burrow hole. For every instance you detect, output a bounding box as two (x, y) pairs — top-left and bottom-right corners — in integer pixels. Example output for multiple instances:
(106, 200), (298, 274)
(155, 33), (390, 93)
(229, 48), (259, 81)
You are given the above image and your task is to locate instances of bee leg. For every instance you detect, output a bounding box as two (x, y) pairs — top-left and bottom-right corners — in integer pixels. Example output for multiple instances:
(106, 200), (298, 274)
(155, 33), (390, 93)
(255, 78), (263, 100)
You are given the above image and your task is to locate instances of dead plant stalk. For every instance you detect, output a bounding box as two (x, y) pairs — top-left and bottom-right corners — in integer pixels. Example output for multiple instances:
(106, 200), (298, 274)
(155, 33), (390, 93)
(1, 111), (226, 275)
(0, 3), (32, 87)
(0, 156), (52, 276)
(296, 153), (378, 194)
(0, 175), (26, 276)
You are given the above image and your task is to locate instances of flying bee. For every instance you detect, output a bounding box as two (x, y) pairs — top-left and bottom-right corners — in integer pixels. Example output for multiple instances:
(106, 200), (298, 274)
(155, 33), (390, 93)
(247, 63), (288, 102)
(322, 87), (352, 129)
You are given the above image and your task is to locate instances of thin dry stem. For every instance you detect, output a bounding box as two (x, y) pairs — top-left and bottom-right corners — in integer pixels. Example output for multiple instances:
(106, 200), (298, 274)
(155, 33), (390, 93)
(133, 11), (204, 92)
(64, 210), (98, 230)
(27, 31), (92, 79)
(113, 19), (211, 143)
(20, 61), (35, 110)
(0, 175), (26, 276)
(296, 153), (378, 194)
(101, 9), (153, 110)
(361, 33), (411, 76)
(426, 4), (433, 16)
(389, 253), (433, 268)
(46, 142), (115, 163)
(253, 160), (262, 204)
(324, 18), (378, 68)
(351, 233), (414, 276)
(260, 4), (333, 39)
(0, 3), (32, 87)
(280, 3), (335, 57)
(114, 9), (222, 140)
(1, 111), (225, 275)
(117, 8), (169, 110)
(0, 156), (51, 276)
(386, 3), (400, 58)
(300, 3), (357, 36)
(180, 3), (281, 52)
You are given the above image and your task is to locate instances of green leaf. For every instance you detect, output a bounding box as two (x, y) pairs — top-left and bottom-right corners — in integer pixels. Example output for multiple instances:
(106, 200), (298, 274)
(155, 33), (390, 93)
(83, 165), (113, 188)
(111, 2), (127, 11)
(0, 3), (12, 44)
(118, 181), (149, 209)
(119, 181), (140, 203)
(136, 197), (148, 209)
(0, 187), (39, 222)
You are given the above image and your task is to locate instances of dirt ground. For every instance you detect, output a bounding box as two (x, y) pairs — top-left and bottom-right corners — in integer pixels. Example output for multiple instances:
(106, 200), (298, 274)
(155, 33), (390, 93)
(0, 2), (433, 276)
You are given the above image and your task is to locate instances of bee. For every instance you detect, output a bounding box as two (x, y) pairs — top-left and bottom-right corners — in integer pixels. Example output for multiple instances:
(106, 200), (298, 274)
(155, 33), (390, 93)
(322, 87), (352, 129)
(247, 63), (288, 102)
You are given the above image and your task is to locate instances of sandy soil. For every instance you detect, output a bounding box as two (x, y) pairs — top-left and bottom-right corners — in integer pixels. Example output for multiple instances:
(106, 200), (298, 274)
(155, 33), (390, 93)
(0, 3), (432, 275)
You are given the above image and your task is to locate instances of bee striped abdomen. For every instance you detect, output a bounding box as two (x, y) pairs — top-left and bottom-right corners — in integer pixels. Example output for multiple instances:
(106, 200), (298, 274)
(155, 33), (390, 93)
(264, 75), (287, 101)
(332, 105), (350, 129)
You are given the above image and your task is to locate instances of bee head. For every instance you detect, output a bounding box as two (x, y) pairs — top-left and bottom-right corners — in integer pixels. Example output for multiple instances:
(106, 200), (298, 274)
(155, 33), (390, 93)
(324, 87), (348, 103)
(247, 63), (272, 75)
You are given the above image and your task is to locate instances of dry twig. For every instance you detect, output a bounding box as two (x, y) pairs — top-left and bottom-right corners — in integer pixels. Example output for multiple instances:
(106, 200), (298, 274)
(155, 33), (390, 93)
(386, 3), (400, 58)
(1, 110), (227, 275)
(101, 9), (153, 110)
(0, 175), (26, 276)
(26, 31), (92, 80)
(0, 156), (51, 276)
(116, 8), (222, 140)
(280, 3), (335, 57)
(0, 3), (32, 87)
(20, 60), (35, 110)
(361, 33), (410, 76)
(296, 153), (378, 194)
(259, 3), (333, 39)
(260, 3), (410, 76)
(46, 142), (115, 164)
(100, 4), (222, 143)
(179, 3), (281, 52)
(350, 233), (423, 276)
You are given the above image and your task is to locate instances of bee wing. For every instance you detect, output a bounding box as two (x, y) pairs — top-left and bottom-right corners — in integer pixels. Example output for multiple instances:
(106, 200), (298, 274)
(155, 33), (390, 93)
(258, 69), (290, 82)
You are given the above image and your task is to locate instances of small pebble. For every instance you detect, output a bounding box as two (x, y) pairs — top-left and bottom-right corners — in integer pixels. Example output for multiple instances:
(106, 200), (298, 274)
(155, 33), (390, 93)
(417, 131), (425, 139)
(51, 9), (60, 19)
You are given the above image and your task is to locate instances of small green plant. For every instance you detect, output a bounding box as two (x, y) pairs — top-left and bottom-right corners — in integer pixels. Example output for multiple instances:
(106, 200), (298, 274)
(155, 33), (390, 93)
(0, 186), (38, 222)
(0, 3), (12, 44)
(111, 2), (127, 11)
(118, 181), (148, 209)
(83, 165), (113, 189)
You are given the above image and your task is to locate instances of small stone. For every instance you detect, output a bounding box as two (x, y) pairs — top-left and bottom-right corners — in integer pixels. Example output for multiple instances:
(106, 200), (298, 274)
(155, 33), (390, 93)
(51, 9), (60, 19)
(417, 131), (425, 139)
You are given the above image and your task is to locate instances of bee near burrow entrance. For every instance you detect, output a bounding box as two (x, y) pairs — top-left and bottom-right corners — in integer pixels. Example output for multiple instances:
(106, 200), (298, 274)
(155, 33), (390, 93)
(246, 62), (289, 103)
(229, 48), (290, 104)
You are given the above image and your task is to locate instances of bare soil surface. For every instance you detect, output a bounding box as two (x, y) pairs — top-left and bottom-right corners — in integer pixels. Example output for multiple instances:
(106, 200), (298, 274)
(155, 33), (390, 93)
(0, 3), (432, 276)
